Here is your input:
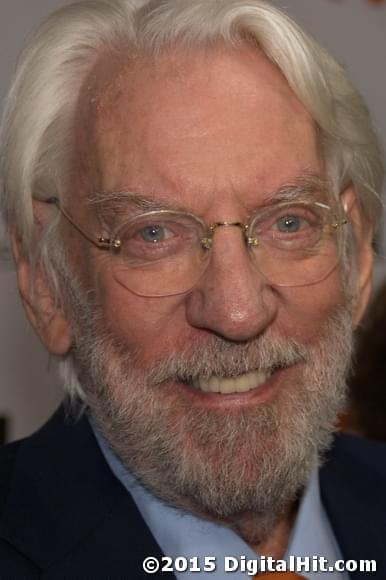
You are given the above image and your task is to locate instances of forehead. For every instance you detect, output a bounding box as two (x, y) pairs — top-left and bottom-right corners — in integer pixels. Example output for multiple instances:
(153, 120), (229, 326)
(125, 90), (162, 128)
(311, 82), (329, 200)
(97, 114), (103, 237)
(75, 43), (321, 213)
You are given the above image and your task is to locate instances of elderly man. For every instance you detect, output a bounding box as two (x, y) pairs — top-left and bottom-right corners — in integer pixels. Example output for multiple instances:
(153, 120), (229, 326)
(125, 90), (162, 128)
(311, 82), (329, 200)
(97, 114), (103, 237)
(0, 0), (385, 578)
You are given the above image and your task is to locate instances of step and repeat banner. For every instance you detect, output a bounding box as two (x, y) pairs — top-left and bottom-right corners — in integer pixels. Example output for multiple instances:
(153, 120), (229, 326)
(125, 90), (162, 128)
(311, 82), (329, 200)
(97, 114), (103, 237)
(1, 0), (385, 442)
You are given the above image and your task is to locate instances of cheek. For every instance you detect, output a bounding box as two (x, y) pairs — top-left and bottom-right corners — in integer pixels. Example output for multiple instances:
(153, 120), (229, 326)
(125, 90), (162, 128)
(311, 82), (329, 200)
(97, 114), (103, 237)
(276, 273), (348, 344)
(94, 273), (188, 359)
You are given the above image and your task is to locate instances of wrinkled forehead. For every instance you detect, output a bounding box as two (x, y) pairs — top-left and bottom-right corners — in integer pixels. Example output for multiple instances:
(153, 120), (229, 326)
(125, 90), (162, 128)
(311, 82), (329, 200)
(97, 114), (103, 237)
(78, 42), (310, 129)
(72, 42), (319, 208)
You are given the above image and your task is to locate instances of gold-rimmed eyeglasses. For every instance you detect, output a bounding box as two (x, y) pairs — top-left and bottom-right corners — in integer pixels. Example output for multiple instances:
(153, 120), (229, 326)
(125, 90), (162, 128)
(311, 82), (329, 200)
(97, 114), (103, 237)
(44, 197), (347, 297)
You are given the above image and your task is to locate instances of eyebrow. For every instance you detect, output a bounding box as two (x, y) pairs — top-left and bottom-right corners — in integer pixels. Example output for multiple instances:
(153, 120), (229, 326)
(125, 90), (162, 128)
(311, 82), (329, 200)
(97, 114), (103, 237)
(88, 172), (330, 214)
(88, 189), (186, 213)
(261, 173), (330, 205)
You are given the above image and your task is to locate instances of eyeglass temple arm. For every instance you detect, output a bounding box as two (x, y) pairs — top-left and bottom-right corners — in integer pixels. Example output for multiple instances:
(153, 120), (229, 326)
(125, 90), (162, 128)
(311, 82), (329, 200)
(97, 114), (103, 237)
(332, 217), (348, 229)
(43, 197), (117, 250)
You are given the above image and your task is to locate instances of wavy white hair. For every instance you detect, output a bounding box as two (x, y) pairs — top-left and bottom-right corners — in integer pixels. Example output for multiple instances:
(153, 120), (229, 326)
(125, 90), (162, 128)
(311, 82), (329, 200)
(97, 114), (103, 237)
(1, 0), (384, 270)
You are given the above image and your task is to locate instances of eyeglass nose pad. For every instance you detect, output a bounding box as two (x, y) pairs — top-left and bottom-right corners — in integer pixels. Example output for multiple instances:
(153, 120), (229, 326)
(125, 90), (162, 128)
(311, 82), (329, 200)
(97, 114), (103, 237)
(200, 234), (259, 250)
(247, 237), (259, 247)
(200, 237), (212, 250)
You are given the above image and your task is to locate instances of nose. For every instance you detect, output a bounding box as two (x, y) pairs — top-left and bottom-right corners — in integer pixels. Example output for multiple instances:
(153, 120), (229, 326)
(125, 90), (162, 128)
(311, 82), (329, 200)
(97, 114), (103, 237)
(185, 227), (278, 342)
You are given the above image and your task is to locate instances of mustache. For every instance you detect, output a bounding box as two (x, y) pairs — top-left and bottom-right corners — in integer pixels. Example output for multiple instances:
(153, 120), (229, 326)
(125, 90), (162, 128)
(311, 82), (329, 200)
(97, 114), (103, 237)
(142, 333), (309, 386)
(74, 323), (310, 399)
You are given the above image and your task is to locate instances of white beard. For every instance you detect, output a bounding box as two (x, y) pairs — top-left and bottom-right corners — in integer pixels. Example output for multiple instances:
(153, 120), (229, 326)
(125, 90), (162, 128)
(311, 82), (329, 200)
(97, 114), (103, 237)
(62, 285), (353, 537)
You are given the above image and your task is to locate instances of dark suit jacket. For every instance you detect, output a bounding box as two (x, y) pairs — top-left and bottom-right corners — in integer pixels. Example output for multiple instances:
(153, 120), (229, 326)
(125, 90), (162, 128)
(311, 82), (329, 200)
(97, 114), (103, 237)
(0, 407), (385, 578)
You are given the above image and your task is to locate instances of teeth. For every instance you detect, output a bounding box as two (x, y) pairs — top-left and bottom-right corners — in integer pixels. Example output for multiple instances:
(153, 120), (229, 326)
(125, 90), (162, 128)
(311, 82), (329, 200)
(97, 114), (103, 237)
(192, 369), (269, 394)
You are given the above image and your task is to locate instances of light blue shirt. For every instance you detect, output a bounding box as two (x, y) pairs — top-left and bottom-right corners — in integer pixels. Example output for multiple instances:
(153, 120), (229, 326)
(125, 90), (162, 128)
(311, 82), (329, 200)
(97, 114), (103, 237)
(92, 422), (348, 578)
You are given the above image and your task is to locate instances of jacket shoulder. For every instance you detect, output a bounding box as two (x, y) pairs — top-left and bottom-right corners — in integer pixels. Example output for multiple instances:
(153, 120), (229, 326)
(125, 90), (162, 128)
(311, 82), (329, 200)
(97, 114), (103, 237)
(0, 439), (41, 576)
(0, 440), (21, 515)
(0, 408), (170, 578)
(320, 433), (386, 578)
(323, 432), (386, 478)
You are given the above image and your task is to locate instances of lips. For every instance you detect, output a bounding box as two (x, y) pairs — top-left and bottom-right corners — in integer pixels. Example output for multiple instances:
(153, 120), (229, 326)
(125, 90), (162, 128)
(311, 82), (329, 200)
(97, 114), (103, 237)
(191, 369), (271, 394)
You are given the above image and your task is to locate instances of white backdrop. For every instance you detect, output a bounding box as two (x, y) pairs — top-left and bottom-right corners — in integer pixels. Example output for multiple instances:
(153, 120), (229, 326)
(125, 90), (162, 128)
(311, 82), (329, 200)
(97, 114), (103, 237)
(1, 0), (385, 442)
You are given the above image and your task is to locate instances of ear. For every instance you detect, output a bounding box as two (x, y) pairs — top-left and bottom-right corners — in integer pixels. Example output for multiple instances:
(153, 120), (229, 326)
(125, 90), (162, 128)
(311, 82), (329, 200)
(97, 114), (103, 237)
(11, 227), (72, 356)
(340, 186), (373, 327)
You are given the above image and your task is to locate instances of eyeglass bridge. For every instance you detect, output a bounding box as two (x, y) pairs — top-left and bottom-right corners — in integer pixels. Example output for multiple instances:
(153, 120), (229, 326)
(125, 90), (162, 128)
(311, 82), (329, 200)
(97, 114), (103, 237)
(200, 221), (259, 250)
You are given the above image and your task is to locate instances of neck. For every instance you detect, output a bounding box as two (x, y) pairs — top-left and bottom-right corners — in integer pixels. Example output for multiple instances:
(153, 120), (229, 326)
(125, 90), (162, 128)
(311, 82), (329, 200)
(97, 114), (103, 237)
(227, 502), (298, 558)
(177, 497), (299, 559)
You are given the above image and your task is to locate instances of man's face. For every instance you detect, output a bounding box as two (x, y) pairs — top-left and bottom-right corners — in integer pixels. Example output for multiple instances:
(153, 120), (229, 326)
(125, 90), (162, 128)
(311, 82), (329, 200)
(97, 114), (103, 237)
(73, 43), (343, 362)
(60, 44), (355, 529)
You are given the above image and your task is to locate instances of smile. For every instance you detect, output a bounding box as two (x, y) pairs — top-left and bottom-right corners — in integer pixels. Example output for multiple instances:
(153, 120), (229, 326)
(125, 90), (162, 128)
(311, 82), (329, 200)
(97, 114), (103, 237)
(191, 369), (271, 394)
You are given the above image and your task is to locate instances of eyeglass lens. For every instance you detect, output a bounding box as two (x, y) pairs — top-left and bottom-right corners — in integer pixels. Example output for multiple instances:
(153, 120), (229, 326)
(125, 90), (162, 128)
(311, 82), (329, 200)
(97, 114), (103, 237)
(109, 202), (343, 297)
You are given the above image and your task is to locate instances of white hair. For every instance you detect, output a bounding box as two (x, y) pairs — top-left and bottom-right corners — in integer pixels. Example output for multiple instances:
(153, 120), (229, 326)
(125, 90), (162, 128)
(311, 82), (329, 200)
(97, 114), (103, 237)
(1, 0), (384, 266)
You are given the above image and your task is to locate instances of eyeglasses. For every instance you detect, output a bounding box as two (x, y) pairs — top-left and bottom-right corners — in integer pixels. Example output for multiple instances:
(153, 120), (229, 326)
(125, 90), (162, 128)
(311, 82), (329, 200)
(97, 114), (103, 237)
(45, 197), (347, 297)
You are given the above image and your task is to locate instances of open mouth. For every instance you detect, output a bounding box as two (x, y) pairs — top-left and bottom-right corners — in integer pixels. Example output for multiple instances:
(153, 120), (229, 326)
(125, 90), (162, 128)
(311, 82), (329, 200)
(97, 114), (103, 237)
(189, 368), (273, 395)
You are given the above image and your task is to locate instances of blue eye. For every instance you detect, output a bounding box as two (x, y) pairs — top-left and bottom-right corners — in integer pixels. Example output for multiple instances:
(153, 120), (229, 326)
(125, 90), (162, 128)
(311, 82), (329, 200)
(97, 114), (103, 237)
(140, 225), (167, 243)
(276, 215), (301, 233)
